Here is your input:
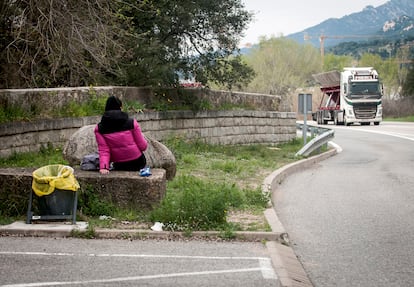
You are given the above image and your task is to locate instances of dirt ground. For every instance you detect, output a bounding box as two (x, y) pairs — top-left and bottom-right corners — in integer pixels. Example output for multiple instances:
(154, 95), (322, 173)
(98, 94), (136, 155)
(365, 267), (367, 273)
(107, 210), (269, 232)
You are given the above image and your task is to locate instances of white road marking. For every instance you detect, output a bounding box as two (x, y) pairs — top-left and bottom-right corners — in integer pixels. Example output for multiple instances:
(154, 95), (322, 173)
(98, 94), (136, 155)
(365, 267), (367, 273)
(333, 125), (414, 142)
(328, 141), (343, 153)
(355, 128), (414, 142)
(259, 258), (278, 279)
(0, 251), (269, 261)
(1, 268), (266, 287)
(0, 251), (278, 286)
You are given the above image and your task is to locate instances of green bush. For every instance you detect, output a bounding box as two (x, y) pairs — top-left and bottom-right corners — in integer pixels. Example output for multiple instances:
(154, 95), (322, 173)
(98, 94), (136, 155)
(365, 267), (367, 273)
(77, 185), (116, 217)
(150, 175), (241, 231)
(0, 104), (37, 123)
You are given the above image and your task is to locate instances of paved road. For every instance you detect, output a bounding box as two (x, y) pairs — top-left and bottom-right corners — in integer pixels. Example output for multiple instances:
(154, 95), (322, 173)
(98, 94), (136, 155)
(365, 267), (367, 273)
(0, 237), (279, 287)
(275, 121), (414, 287)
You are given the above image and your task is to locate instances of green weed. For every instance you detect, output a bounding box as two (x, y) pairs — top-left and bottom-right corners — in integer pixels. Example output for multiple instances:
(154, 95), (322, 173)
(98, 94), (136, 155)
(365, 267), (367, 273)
(77, 185), (116, 217)
(71, 225), (96, 239)
(0, 144), (68, 168)
(384, 116), (414, 122)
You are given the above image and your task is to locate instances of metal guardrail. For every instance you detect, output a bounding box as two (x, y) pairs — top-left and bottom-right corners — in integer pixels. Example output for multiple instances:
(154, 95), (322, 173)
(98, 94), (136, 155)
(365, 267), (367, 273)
(295, 123), (335, 156)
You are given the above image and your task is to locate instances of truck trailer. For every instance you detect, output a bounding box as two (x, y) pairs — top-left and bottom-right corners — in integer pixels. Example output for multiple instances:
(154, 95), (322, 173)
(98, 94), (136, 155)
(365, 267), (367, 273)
(312, 67), (383, 126)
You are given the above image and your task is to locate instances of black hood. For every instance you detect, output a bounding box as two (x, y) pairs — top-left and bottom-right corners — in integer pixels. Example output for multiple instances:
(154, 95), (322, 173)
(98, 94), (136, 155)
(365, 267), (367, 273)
(105, 96), (122, 111)
(98, 110), (133, 134)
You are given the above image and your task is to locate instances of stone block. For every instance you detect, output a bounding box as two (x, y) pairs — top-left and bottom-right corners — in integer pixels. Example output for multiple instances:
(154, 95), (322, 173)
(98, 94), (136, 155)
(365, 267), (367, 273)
(0, 167), (167, 213)
(63, 125), (176, 180)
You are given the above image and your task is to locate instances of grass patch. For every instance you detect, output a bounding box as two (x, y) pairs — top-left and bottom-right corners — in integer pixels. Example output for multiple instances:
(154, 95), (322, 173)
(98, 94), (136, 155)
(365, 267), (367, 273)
(0, 94), (146, 124)
(148, 137), (303, 231)
(0, 137), (303, 232)
(384, 116), (414, 122)
(0, 144), (68, 168)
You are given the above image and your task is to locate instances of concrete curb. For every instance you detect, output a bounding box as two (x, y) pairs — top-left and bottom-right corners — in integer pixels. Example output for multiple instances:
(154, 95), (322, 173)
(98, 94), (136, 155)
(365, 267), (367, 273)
(263, 143), (339, 287)
(0, 221), (282, 241)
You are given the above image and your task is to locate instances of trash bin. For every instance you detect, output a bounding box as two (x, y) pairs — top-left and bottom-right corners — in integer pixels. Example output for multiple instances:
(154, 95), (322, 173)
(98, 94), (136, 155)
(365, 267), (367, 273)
(28, 165), (80, 222)
(37, 188), (77, 216)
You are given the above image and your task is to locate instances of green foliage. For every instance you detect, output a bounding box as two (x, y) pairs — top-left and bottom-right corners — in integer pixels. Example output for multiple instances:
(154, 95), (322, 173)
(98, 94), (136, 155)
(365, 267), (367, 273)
(150, 137), (302, 231)
(1, 0), (128, 88)
(385, 115), (414, 121)
(71, 225), (96, 239)
(402, 60), (414, 97)
(1, 0), (253, 90)
(123, 101), (146, 114)
(0, 216), (16, 225)
(0, 192), (27, 218)
(112, 0), (253, 88)
(0, 144), (67, 168)
(243, 37), (321, 95)
(198, 55), (256, 91)
(150, 89), (212, 112)
(78, 185), (116, 217)
(150, 175), (243, 231)
(359, 53), (400, 88)
(0, 103), (37, 123)
(1, 93), (146, 123)
(211, 160), (242, 174)
(323, 53), (354, 71)
(54, 94), (107, 118)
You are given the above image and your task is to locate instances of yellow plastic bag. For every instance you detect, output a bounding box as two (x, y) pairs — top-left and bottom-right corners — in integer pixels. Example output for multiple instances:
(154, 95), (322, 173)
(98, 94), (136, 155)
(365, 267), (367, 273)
(32, 165), (80, 197)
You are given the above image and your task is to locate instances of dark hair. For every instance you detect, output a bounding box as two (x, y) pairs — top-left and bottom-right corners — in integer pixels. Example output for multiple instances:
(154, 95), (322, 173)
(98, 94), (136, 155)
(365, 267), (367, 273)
(105, 96), (122, 111)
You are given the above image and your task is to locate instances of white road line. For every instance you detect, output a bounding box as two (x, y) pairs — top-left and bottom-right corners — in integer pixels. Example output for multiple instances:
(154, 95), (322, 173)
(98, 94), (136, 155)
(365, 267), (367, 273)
(0, 251), (269, 261)
(1, 268), (266, 287)
(259, 258), (278, 279)
(356, 128), (414, 142)
(334, 126), (414, 142)
(328, 141), (343, 153)
(0, 251), (277, 285)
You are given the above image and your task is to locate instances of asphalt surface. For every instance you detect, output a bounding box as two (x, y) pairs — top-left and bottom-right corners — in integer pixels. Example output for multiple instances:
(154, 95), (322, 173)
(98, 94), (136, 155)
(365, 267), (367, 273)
(275, 122), (414, 287)
(0, 237), (281, 287)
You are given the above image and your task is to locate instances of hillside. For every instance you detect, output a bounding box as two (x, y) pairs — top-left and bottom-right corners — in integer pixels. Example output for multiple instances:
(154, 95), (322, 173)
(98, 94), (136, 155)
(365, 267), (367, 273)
(287, 0), (414, 47)
(327, 15), (414, 58)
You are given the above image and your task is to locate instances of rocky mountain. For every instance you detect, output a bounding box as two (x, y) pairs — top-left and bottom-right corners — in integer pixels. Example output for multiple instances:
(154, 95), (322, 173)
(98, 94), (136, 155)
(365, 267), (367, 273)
(287, 0), (414, 47)
(382, 15), (414, 38)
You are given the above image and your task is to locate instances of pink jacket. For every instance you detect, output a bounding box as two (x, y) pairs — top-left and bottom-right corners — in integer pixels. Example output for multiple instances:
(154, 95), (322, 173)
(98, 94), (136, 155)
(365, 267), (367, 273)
(94, 120), (148, 170)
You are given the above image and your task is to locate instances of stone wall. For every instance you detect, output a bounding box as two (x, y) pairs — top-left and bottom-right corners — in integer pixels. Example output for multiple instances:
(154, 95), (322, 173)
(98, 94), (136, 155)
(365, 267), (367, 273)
(0, 86), (296, 157)
(0, 86), (282, 114)
(0, 110), (296, 157)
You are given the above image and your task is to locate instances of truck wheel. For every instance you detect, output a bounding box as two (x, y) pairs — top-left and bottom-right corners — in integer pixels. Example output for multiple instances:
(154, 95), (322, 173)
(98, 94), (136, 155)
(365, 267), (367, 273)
(344, 117), (350, 126)
(374, 122), (380, 126)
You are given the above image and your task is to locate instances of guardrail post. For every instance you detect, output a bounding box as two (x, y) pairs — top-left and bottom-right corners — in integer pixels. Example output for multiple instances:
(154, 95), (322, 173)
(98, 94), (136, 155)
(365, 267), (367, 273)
(295, 123), (334, 157)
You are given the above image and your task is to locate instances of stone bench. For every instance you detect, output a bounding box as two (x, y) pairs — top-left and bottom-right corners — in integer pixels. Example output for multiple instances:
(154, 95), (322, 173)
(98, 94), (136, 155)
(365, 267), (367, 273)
(0, 167), (167, 214)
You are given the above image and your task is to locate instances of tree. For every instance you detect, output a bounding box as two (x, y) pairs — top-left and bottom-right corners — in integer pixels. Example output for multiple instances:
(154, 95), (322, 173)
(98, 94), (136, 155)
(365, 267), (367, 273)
(360, 53), (396, 85)
(1, 0), (129, 88)
(402, 60), (414, 97)
(323, 54), (354, 71)
(119, 0), (254, 87)
(242, 37), (321, 95)
(1, 0), (253, 89)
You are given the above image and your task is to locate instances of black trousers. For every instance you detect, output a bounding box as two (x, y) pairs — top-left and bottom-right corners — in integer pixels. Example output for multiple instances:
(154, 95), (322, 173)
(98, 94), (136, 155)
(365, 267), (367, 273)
(113, 154), (147, 171)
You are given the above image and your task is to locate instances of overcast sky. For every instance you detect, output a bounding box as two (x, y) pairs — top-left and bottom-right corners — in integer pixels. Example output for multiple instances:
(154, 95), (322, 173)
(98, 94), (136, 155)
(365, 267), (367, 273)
(241, 0), (389, 46)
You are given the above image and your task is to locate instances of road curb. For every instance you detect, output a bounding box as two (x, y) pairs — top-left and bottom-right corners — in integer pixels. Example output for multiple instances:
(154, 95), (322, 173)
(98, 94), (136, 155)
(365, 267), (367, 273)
(0, 222), (283, 242)
(264, 144), (339, 287)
